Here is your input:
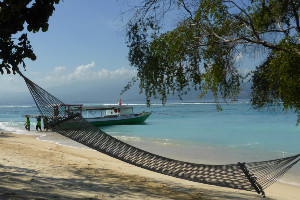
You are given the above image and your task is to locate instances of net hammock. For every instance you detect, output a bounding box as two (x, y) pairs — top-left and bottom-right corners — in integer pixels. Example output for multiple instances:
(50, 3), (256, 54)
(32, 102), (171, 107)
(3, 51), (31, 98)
(19, 71), (300, 197)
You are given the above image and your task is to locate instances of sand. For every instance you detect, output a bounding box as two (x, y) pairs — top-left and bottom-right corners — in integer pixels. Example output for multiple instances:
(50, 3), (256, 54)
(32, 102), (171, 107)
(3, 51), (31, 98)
(0, 132), (299, 200)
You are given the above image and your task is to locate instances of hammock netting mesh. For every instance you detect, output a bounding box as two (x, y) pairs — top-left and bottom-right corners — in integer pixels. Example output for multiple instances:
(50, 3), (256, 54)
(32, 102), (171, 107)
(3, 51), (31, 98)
(19, 72), (300, 197)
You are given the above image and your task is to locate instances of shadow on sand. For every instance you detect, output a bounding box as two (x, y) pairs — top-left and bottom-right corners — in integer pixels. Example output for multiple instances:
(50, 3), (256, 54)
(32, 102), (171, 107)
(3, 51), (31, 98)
(0, 163), (272, 200)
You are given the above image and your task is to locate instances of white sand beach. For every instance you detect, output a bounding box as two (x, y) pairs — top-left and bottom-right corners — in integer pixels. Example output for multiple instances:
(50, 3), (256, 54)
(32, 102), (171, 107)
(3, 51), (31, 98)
(1, 132), (299, 200)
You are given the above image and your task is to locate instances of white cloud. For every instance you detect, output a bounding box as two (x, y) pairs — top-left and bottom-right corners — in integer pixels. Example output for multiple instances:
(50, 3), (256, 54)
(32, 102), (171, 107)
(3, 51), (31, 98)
(71, 61), (95, 80)
(54, 66), (66, 73)
(39, 61), (137, 88)
(0, 61), (137, 96)
(0, 75), (27, 92)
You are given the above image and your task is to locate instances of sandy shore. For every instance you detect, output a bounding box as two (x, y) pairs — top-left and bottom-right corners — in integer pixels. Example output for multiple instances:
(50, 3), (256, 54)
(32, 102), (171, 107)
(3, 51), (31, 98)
(0, 132), (299, 200)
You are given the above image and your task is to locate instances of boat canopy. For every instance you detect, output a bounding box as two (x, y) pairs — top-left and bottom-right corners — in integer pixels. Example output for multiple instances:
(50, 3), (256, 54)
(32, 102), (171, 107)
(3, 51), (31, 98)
(82, 105), (132, 111)
(82, 106), (134, 116)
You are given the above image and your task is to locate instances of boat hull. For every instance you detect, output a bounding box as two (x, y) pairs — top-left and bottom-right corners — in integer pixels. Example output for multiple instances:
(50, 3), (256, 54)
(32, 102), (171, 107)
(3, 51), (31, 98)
(85, 112), (151, 126)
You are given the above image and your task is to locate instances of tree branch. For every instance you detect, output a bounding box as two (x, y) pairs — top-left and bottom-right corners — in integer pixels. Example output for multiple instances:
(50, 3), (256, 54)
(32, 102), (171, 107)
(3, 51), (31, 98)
(179, 0), (193, 19)
(291, 0), (300, 43)
(225, 0), (261, 41)
(266, 26), (297, 33)
(194, 30), (300, 56)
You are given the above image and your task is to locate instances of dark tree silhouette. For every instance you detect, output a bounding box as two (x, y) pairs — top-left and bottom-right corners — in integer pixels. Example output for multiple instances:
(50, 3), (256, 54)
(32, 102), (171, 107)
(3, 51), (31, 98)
(0, 0), (60, 74)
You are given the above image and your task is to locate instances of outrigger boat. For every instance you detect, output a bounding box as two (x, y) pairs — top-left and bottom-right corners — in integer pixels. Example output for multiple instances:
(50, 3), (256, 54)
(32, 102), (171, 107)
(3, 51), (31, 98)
(82, 100), (151, 126)
(23, 100), (151, 128)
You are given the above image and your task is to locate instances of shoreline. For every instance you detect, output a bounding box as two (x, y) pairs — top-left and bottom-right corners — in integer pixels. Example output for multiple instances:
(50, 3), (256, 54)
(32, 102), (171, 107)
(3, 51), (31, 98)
(1, 132), (300, 199)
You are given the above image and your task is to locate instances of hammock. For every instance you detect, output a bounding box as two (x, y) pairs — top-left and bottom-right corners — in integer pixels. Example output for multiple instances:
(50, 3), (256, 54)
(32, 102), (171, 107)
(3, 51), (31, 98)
(19, 71), (300, 197)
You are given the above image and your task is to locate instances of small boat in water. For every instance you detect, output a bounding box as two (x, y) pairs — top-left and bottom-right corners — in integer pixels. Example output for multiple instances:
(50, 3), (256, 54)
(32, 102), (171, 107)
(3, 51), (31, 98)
(23, 100), (150, 127)
(82, 100), (151, 126)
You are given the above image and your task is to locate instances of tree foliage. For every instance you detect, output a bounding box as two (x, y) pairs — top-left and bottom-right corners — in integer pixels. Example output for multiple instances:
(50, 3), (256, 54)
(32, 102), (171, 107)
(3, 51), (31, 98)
(125, 0), (300, 124)
(0, 0), (60, 74)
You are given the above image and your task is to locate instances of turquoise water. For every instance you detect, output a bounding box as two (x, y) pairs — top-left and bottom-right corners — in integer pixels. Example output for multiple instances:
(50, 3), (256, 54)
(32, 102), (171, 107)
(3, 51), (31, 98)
(101, 102), (300, 157)
(1, 101), (299, 186)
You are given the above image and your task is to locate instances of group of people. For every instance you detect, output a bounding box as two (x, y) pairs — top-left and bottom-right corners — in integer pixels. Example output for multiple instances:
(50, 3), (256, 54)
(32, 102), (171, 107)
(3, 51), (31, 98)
(25, 115), (49, 131)
(25, 106), (60, 131)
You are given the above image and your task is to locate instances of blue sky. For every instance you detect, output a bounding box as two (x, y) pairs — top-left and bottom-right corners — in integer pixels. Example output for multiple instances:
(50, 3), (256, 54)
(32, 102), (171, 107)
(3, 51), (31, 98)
(1, 0), (257, 104)
(1, 0), (140, 103)
(26, 0), (130, 72)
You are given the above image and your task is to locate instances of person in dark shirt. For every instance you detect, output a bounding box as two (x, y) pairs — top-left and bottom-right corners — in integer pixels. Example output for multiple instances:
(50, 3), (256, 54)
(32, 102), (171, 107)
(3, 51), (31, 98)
(36, 116), (42, 131)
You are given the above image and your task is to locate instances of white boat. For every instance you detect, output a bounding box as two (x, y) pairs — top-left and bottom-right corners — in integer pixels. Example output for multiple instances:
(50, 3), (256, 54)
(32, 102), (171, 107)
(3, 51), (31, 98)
(82, 100), (151, 126)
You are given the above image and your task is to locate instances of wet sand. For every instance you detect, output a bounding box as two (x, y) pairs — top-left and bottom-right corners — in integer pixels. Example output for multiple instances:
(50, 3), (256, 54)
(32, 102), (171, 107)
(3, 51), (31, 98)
(1, 132), (299, 200)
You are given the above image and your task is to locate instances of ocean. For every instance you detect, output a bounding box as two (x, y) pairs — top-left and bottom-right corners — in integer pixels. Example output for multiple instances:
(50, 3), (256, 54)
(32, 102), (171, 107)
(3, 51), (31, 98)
(1, 100), (299, 187)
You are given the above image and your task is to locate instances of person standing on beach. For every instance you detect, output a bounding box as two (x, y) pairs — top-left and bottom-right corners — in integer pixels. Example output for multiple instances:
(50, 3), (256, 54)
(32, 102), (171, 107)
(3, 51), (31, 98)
(54, 106), (59, 117)
(43, 117), (49, 131)
(25, 116), (30, 131)
(36, 116), (42, 131)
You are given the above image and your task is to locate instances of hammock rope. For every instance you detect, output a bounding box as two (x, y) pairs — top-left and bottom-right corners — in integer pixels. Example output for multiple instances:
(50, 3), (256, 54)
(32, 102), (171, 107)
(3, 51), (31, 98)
(19, 71), (300, 197)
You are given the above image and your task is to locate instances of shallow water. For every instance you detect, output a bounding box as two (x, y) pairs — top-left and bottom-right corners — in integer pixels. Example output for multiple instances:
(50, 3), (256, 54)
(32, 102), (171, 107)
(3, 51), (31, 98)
(1, 101), (299, 186)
